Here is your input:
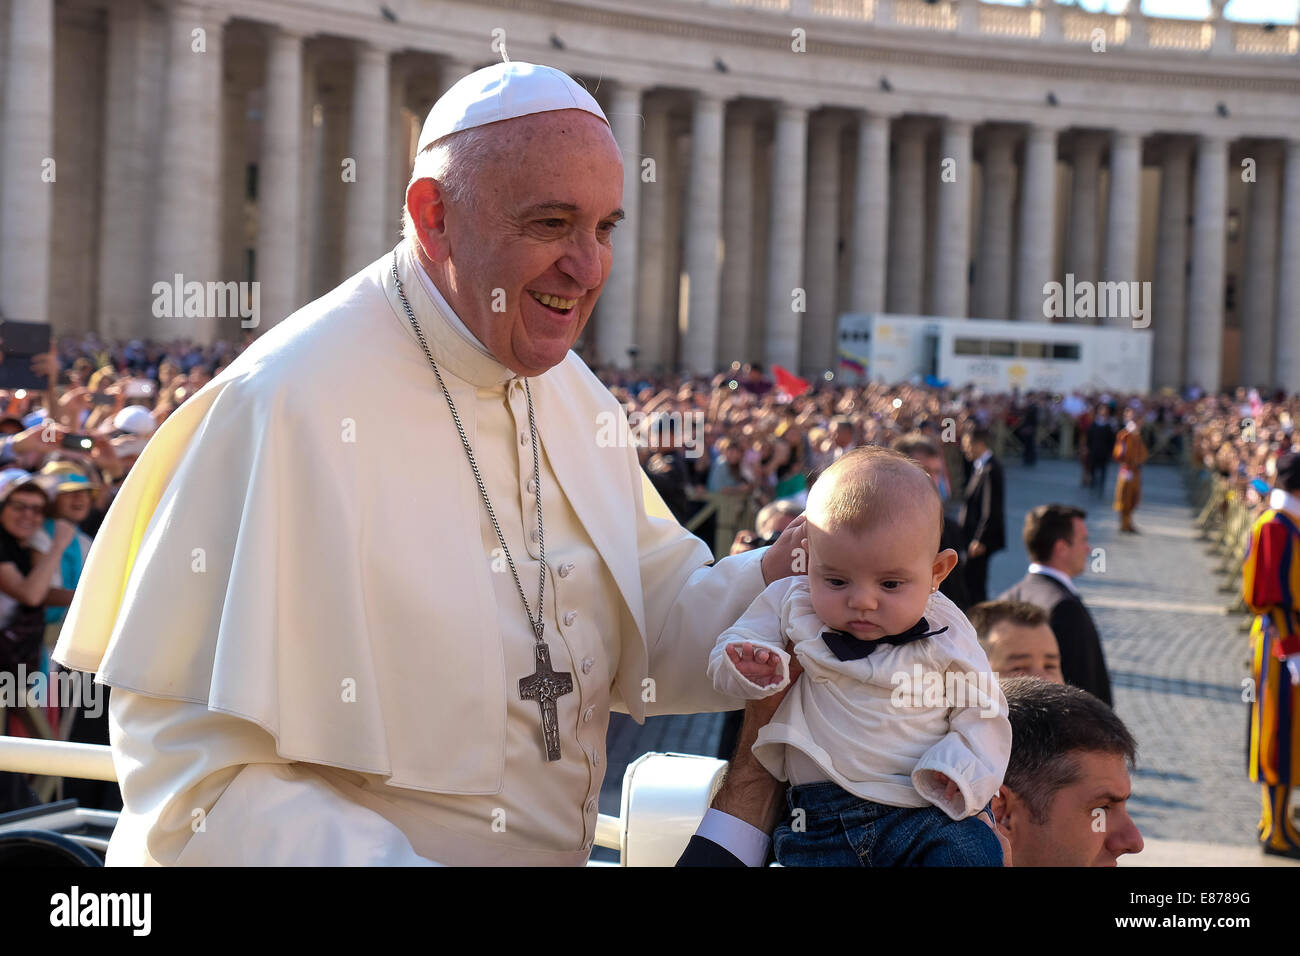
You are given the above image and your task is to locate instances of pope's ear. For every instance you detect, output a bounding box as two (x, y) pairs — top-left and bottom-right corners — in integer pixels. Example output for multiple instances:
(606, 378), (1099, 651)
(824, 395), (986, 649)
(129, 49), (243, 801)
(406, 177), (451, 263)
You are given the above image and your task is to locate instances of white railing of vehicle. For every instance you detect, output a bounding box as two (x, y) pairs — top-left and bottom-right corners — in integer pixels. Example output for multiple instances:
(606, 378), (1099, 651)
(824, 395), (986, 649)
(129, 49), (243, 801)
(595, 813), (622, 851)
(0, 736), (116, 782)
(1, 735), (629, 855)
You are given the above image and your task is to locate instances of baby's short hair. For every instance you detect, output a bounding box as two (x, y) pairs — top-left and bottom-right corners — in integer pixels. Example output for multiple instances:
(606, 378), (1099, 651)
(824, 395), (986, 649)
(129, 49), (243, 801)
(806, 445), (944, 549)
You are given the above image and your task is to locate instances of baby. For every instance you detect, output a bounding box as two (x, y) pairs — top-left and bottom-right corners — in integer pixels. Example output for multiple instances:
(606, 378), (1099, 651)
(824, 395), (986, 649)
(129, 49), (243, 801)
(708, 445), (1011, 866)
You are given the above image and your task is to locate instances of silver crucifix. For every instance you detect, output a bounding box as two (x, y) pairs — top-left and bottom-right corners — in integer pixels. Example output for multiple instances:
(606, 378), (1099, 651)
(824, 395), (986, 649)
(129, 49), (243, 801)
(519, 641), (574, 761)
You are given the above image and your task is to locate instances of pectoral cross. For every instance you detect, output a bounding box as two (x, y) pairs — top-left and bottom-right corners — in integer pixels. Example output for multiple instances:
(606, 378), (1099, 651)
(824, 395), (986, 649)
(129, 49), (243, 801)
(519, 641), (573, 761)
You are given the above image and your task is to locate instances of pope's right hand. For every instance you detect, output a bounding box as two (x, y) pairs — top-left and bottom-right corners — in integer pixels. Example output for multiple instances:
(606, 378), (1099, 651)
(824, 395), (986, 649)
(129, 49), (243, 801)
(759, 514), (808, 585)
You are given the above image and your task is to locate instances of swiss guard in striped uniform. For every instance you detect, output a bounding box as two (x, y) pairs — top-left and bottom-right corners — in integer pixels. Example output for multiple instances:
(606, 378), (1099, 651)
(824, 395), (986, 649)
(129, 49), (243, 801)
(1242, 452), (1300, 858)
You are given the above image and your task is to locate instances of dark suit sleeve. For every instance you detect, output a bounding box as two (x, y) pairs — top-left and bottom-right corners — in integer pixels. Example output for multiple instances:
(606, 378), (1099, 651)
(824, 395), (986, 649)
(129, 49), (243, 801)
(1049, 599), (1113, 706)
(972, 470), (992, 546)
(676, 834), (747, 867)
(988, 462), (1006, 553)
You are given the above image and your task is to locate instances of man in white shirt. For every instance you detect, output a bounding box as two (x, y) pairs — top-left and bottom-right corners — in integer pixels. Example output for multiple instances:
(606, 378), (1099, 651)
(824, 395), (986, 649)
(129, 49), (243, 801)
(998, 504), (1112, 705)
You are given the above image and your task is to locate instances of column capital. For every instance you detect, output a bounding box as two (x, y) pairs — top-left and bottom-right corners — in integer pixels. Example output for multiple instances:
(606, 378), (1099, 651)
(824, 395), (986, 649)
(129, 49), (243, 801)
(355, 39), (397, 63)
(1026, 122), (1064, 137)
(691, 90), (727, 110)
(773, 100), (814, 122)
(170, 1), (231, 28)
(610, 78), (650, 97)
(857, 107), (899, 124)
(265, 23), (307, 45)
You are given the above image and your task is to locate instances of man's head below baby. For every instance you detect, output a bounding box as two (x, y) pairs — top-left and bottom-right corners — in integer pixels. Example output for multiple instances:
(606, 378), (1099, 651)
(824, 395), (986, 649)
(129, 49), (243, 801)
(804, 446), (959, 640)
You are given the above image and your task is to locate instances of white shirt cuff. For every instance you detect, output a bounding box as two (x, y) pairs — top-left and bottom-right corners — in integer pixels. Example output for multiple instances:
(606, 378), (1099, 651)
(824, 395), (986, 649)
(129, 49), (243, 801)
(695, 808), (770, 867)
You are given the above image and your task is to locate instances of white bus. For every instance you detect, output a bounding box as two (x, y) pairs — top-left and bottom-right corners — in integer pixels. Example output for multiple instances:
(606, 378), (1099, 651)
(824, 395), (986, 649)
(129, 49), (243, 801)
(835, 313), (1153, 393)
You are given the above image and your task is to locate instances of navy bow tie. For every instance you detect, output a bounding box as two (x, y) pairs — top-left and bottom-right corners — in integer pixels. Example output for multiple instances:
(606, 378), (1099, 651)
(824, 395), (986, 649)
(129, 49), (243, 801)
(820, 617), (950, 662)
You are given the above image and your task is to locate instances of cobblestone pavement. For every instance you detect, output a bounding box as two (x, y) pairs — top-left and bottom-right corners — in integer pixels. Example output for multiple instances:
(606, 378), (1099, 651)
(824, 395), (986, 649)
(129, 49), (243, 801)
(601, 455), (1264, 854)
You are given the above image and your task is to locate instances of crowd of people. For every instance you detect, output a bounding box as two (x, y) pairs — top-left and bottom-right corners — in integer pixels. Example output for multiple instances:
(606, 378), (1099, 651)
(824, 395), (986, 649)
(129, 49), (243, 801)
(0, 334), (246, 812)
(0, 337), (1294, 861)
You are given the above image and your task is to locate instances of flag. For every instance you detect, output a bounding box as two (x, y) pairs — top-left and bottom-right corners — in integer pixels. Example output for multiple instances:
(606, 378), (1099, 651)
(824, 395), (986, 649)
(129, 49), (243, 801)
(772, 365), (810, 398)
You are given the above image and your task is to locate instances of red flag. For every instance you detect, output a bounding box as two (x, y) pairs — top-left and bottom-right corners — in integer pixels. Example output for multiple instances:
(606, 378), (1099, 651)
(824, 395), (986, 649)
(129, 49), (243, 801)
(772, 365), (810, 398)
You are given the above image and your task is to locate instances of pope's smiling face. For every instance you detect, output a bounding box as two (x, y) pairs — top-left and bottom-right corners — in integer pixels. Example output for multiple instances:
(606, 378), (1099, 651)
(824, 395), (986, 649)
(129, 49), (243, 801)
(408, 110), (624, 378)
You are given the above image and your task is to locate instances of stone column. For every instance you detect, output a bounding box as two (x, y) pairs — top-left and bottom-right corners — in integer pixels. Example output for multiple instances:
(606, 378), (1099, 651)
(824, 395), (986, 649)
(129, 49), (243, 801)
(1275, 141), (1300, 393)
(257, 27), (305, 328)
(1102, 130), (1143, 326)
(298, 49), (319, 304)
(98, 0), (160, 340)
(803, 114), (843, 374)
(343, 42), (391, 275)
(721, 108), (757, 365)
(974, 127), (1015, 321)
(388, 58), (411, 247)
(1239, 143), (1280, 389)
(682, 93), (725, 373)
(222, 78), (249, 283)
(0, 0), (55, 325)
(636, 102), (670, 369)
(1186, 135), (1228, 392)
(601, 80), (644, 368)
(1152, 140), (1191, 391)
(765, 103), (808, 371)
(1015, 124), (1059, 322)
(932, 118), (973, 319)
(1066, 132), (1103, 290)
(849, 111), (889, 316)
(887, 121), (925, 315)
(153, 1), (227, 340)
(315, 91), (350, 299)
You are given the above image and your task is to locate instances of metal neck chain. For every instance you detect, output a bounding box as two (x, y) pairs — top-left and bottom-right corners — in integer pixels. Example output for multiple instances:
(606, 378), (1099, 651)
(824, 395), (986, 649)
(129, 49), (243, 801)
(391, 252), (547, 646)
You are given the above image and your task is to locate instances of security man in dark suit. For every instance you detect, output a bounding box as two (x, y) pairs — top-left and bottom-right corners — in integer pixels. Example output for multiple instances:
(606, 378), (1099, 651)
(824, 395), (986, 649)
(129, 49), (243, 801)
(999, 504), (1113, 706)
(892, 432), (971, 610)
(959, 426), (1006, 604)
(1085, 406), (1118, 496)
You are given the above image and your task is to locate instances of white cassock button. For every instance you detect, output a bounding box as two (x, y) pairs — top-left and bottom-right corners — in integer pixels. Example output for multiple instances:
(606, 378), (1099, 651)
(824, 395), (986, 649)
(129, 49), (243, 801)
(564, 610), (577, 626)
(519, 431), (528, 445)
(581, 657), (593, 674)
(593, 751), (601, 766)
(559, 562), (574, 577)
(586, 798), (597, 814)
(526, 477), (536, 494)
(583, 706), (594, 723)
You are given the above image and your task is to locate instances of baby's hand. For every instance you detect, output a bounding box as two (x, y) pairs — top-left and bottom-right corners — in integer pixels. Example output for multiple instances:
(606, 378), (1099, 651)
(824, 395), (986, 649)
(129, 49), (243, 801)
(726, 642), (785, 688)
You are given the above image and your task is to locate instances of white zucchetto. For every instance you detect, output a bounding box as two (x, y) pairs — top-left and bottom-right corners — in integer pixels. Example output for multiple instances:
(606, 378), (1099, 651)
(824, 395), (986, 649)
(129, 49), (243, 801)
(416, 60), (609, 152)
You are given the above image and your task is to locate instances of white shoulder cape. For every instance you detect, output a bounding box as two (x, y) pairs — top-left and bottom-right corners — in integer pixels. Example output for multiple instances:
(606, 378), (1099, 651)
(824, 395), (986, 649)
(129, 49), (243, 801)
(54, 246), (700, 795)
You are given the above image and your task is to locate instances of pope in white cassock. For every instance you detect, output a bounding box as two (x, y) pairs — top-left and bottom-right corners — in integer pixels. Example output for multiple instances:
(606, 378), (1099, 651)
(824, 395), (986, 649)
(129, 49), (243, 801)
(52, 61), (806, 865)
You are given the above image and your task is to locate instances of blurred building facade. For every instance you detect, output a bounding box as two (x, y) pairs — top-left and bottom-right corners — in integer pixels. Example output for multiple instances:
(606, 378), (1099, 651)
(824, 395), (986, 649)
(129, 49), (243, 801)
(0, 0), (1297, 391)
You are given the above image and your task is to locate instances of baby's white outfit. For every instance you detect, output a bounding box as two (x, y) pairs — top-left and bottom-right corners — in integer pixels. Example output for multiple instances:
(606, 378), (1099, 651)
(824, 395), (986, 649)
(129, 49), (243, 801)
(708, 577), (1011, 820)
